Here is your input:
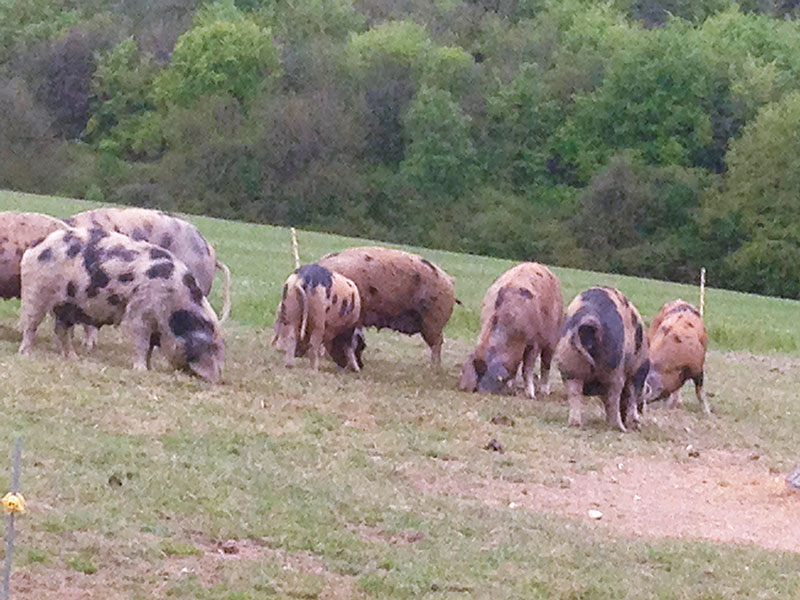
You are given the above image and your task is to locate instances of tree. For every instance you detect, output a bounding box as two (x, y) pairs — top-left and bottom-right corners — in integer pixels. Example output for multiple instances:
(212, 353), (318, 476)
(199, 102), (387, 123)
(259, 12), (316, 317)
(41, 28), (103, 139)
(0, 77), (67, 193)
(346, 20), (474, 164)
(573, 152), (706, 279)
(554, 22), (715, 182)
(706, 91), (800, 243)
(617, 0), (731, 28)
(85, 38), (161, 158)
(153, 9), (281, 107)
(0, 0), (80, 64)
(700, 91), (800, 296)
(484, 63), (562, 190)
(400, 85), (476, 198)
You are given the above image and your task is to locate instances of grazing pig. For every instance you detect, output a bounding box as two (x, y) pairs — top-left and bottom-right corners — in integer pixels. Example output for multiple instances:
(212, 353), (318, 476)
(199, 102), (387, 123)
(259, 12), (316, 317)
(643, 299), (709, 414)
(18, 227), (225, 382)
(555, 287), (649, 432)
(272, 264), (363, 371)
(459, 262), (563, 398)
(0, 212), (66, 298)
(317, 247), (455, 365)
(66, 207), (231, 323)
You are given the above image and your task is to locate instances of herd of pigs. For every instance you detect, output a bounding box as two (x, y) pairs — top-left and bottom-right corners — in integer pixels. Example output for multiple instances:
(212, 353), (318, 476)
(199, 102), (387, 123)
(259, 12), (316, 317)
(3, 208), (708, 432)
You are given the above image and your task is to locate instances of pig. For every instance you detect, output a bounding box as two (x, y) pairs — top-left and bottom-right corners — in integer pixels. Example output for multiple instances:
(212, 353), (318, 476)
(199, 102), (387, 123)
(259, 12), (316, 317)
(0, 212), (66, 298)
(642, 299), (709, 414)
(459, 262), (563, 398)
(317, 247), (455, 364)
(555, 287), (650, 432)
(66, 207), (231, 325)
(272, 263), (363, 371)
(18, 227), (224, 383)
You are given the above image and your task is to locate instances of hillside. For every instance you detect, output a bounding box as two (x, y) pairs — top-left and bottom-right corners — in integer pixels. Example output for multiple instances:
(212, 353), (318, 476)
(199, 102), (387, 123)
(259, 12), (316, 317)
(6, 2), (800, 299)
(4, 190), (799, 356)
(1, 192), (800, 599)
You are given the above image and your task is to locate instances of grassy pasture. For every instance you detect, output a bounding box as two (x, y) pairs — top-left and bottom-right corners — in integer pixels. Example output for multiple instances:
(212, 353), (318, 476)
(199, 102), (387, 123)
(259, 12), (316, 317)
(0, 190), (800, 598)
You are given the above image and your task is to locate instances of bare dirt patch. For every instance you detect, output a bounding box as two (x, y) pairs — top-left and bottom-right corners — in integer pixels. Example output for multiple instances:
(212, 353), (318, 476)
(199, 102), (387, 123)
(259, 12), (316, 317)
(409, 449), (800, 553)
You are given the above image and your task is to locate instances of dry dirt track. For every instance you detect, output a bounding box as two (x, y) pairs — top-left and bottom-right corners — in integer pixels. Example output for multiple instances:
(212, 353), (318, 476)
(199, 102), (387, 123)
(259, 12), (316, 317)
(409, 448), (800, 554)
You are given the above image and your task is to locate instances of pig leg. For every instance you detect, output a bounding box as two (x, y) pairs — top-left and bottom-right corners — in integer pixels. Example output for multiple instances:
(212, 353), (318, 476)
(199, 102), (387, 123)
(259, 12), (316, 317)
(54, 321), (78, 360)
(283, 329), (297, 368)
(693, 373), (710, 414)
(564, 378), (584, 428)
(621, 381), (641, 430)
(344, 337), (361, 373)
(423, 329), (444, 366)
(666, 389), (682, 409)
(83, 324), (98, 350)
(18, 302), (47, 356)
(308, 327), (324, 370)
(603, 379), (627, 432)
(539, 347), (554, 396)
(522, 345), (538, 399)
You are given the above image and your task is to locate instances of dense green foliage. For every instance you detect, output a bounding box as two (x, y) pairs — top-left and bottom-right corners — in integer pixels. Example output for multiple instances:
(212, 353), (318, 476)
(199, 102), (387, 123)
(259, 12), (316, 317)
(3, 0), (800, 296)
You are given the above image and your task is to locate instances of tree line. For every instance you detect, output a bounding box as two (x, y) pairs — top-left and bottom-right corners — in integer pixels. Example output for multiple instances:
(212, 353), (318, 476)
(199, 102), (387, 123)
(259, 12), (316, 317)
(3, 0), (800, 297)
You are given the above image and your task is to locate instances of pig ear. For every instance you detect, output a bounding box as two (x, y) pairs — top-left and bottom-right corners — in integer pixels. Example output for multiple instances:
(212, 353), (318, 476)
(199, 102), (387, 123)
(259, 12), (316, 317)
(184, 330), (213, 362)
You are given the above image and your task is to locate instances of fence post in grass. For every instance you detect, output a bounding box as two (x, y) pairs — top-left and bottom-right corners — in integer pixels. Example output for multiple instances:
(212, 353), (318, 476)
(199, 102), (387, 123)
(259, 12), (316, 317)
(1, 438), (24, 600)
(699, 267), (706, 318)
(291, 227), (300, 270)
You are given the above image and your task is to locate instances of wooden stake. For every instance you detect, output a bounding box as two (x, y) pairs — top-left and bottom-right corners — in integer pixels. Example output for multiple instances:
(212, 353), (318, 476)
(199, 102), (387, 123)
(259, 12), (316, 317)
(290, 228), (300, 270)
(699, 267), (706, 318)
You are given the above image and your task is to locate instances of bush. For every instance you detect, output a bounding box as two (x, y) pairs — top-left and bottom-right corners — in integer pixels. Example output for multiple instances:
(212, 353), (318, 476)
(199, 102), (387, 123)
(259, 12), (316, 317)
(723, 240), (800, 299)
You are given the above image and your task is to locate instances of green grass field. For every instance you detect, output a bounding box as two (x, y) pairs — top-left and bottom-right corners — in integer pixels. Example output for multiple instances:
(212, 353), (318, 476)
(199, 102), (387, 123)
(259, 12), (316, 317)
(1, 190), (800, 599)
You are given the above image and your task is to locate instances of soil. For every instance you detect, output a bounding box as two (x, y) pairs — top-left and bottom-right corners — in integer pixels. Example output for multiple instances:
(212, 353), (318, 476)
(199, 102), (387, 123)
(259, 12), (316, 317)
(408, 448), (800, 553)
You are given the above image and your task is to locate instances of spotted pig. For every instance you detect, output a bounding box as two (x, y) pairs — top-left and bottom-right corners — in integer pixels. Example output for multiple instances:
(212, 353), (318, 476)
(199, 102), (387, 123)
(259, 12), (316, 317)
(66, 207), (231, 322)
(317, 247), (455, 365)
(0, 212), (66, 298)
(555, 287), (649, 432)
(18, 227), (225, 382)
(460, 262), (563, 398)
(642, 299), (709, 414)
(272, 264), (363, 371)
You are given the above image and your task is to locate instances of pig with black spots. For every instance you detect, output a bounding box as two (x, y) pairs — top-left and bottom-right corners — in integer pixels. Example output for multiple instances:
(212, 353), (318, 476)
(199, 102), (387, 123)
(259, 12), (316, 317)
(555, 287), (649, 432)
(18, 227), (224, 382)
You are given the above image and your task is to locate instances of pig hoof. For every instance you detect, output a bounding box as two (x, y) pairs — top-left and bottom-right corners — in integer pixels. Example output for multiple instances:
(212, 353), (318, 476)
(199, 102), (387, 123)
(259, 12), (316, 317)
(608, 416), (627, 432)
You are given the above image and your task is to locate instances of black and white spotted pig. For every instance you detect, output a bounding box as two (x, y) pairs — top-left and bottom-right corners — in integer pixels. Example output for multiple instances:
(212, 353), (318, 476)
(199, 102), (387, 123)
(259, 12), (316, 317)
(66, 207), (231, 323)
(0, 212), (66, 298)
(272, 264), (363, 371)
(643, 299), (709, 414)
(18, 227), (225, 382)
(555, 287), (649, 432)
(460, 262), (563, 398)
(317, 247), (455, 365)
